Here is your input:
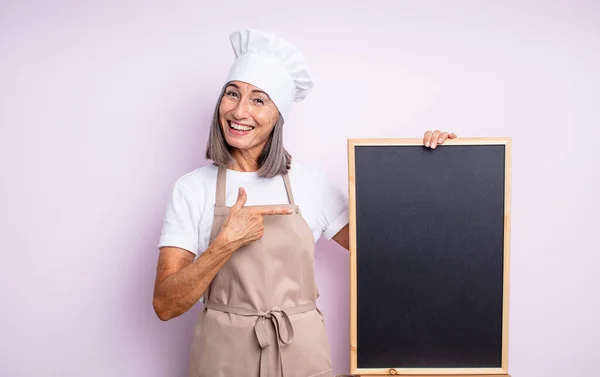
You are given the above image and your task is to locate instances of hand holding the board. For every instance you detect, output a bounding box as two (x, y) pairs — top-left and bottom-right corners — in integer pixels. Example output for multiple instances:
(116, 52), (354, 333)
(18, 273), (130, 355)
(218, 187), (294, 250)
(423, 130), (457, 149)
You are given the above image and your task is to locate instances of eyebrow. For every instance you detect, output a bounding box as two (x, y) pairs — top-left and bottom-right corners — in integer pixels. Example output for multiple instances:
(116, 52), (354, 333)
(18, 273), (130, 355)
(227, 83), (269, 96)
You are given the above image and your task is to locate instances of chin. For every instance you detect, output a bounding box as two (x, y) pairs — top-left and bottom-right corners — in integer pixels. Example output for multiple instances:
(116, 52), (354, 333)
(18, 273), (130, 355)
(223, 135), (248, 150)
(227, 141), (248, 150)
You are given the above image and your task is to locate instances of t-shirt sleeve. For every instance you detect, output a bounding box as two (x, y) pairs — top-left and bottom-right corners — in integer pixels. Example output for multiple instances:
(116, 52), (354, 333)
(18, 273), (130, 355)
(318, 171), (349, 240)
(157, 180), (201, 255)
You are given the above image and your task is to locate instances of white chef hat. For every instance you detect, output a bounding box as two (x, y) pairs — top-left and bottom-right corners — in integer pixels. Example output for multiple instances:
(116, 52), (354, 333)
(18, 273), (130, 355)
(224, 28), (314, 121)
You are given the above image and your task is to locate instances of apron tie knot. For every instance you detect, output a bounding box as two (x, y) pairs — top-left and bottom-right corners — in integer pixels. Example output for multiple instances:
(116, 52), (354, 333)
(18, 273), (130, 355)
(258, 307), (294, 346)
(204, 301), (317, 377)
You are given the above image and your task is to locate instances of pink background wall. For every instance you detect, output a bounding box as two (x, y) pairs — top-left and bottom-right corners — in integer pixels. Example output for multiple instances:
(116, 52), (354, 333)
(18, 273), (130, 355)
(1, 1), (599, 376)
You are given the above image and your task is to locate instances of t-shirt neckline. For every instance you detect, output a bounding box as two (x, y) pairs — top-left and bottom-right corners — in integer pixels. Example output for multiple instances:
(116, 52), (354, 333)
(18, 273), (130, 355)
(222, 166), (265, 182)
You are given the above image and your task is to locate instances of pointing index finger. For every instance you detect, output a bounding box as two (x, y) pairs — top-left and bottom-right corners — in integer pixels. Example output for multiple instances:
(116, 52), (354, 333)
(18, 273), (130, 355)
(253, 206), (295, 216)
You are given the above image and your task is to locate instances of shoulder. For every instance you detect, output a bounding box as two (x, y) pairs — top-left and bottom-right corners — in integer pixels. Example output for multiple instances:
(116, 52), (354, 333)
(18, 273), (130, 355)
(288, 159), (328, 182)
(172, 164), (218, 192)
(287, 159), (341, 201)
(166, 164), (218, 207)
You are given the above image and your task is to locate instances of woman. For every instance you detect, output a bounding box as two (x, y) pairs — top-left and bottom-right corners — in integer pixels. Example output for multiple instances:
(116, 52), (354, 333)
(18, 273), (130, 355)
(153, 28), (456, 377)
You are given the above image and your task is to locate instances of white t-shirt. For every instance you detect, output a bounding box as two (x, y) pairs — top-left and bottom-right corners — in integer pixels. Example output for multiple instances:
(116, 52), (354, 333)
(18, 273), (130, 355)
(158, 160), (349, 256)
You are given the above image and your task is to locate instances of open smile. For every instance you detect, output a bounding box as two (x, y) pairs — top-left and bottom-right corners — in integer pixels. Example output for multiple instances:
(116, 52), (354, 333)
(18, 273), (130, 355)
(228, 121), (255, 135)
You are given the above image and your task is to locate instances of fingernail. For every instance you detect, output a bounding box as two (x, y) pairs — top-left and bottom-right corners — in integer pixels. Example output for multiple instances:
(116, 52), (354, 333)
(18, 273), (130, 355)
(425, 142), (430, 147)
(287, 209), (294, 214)
(431, 144), (436, 149)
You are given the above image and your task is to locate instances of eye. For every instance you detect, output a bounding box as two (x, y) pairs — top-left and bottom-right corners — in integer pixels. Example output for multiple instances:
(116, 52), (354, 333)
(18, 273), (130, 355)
(254, 98), (265, 105)
(225, 90), (239, 98)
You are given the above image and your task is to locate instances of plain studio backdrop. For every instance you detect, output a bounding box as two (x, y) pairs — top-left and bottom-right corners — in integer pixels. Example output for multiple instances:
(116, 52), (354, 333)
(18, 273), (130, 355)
(1, 1), (598, 376)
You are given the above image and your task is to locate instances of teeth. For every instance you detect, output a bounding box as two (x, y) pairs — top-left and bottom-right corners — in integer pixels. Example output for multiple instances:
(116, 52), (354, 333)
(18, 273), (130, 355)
(230, 122), (253, 131)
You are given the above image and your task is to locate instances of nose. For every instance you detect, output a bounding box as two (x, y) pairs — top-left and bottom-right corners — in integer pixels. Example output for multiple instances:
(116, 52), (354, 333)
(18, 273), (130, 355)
(232, 98), (250, 120)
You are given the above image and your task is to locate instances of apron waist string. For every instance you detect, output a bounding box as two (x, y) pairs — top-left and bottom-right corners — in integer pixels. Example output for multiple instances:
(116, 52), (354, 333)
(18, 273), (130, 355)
(204, 301), (317, 377)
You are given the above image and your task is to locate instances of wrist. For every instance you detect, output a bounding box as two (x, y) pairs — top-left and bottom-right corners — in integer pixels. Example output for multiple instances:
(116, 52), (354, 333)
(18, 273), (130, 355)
(212, 233), (239, 256)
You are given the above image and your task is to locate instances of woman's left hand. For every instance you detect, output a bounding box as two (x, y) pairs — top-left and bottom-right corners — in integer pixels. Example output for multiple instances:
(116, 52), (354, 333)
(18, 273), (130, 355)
(423, 130), (457, 149)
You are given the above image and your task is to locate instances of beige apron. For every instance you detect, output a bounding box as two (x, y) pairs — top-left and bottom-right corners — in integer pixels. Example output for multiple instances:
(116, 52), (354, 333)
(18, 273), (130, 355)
(188, 166), (332, 377)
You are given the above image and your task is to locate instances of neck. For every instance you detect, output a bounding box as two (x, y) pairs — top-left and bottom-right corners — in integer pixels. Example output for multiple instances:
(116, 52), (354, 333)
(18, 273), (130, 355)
(229, 148), (263, 172)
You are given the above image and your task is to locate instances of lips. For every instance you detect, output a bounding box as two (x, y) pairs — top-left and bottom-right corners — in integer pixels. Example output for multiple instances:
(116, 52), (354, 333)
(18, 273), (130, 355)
(228, 121), (254, 132)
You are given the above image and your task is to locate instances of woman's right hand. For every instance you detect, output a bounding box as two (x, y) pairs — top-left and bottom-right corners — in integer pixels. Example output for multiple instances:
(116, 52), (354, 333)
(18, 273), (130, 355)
(217, 187), (294, 250)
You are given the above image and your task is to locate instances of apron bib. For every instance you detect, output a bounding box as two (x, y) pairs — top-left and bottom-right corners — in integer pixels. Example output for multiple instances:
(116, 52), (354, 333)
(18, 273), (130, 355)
(188, 166), (332, 377)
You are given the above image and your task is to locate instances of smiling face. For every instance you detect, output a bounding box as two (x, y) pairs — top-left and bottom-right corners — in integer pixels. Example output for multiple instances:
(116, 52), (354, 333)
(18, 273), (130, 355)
(219, 81), (280, 157)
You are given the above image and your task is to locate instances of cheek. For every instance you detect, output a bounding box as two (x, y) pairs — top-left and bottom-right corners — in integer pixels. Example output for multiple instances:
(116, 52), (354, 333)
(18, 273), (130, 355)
(218, 103), (228, 119)
(219, 98), (236, 117)
(258, 118), (277, 136)
(256, 107), (279, 130)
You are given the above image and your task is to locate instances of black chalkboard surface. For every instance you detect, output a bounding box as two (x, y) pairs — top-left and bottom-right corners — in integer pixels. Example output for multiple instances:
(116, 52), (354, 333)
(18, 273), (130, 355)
(348, 138), (511, 376)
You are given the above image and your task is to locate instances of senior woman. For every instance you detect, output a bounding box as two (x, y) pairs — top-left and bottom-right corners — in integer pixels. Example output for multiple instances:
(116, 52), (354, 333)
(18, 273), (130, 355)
(153, 29), (456, 377)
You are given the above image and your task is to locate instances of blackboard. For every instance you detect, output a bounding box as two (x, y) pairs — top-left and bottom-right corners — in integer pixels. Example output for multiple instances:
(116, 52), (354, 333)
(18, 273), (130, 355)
(348, 138), (511, 376)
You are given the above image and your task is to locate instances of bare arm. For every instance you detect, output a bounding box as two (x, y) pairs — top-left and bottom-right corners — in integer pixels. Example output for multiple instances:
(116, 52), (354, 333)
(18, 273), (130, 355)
(152, 187), (293, 321)
(152, 235), (236, 321)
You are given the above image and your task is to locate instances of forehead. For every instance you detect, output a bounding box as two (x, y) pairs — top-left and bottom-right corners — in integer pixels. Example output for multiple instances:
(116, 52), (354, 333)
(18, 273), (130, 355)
(226, 81), (264, 93)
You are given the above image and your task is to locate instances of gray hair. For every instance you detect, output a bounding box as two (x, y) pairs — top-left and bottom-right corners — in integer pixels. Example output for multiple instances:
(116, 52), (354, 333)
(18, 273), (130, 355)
(205, 84), (292, 178)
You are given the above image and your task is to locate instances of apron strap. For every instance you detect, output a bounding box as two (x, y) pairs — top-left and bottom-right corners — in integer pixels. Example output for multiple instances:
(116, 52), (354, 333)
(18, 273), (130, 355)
(282, 173), (296, 206)
(215, 165), (227, 207)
